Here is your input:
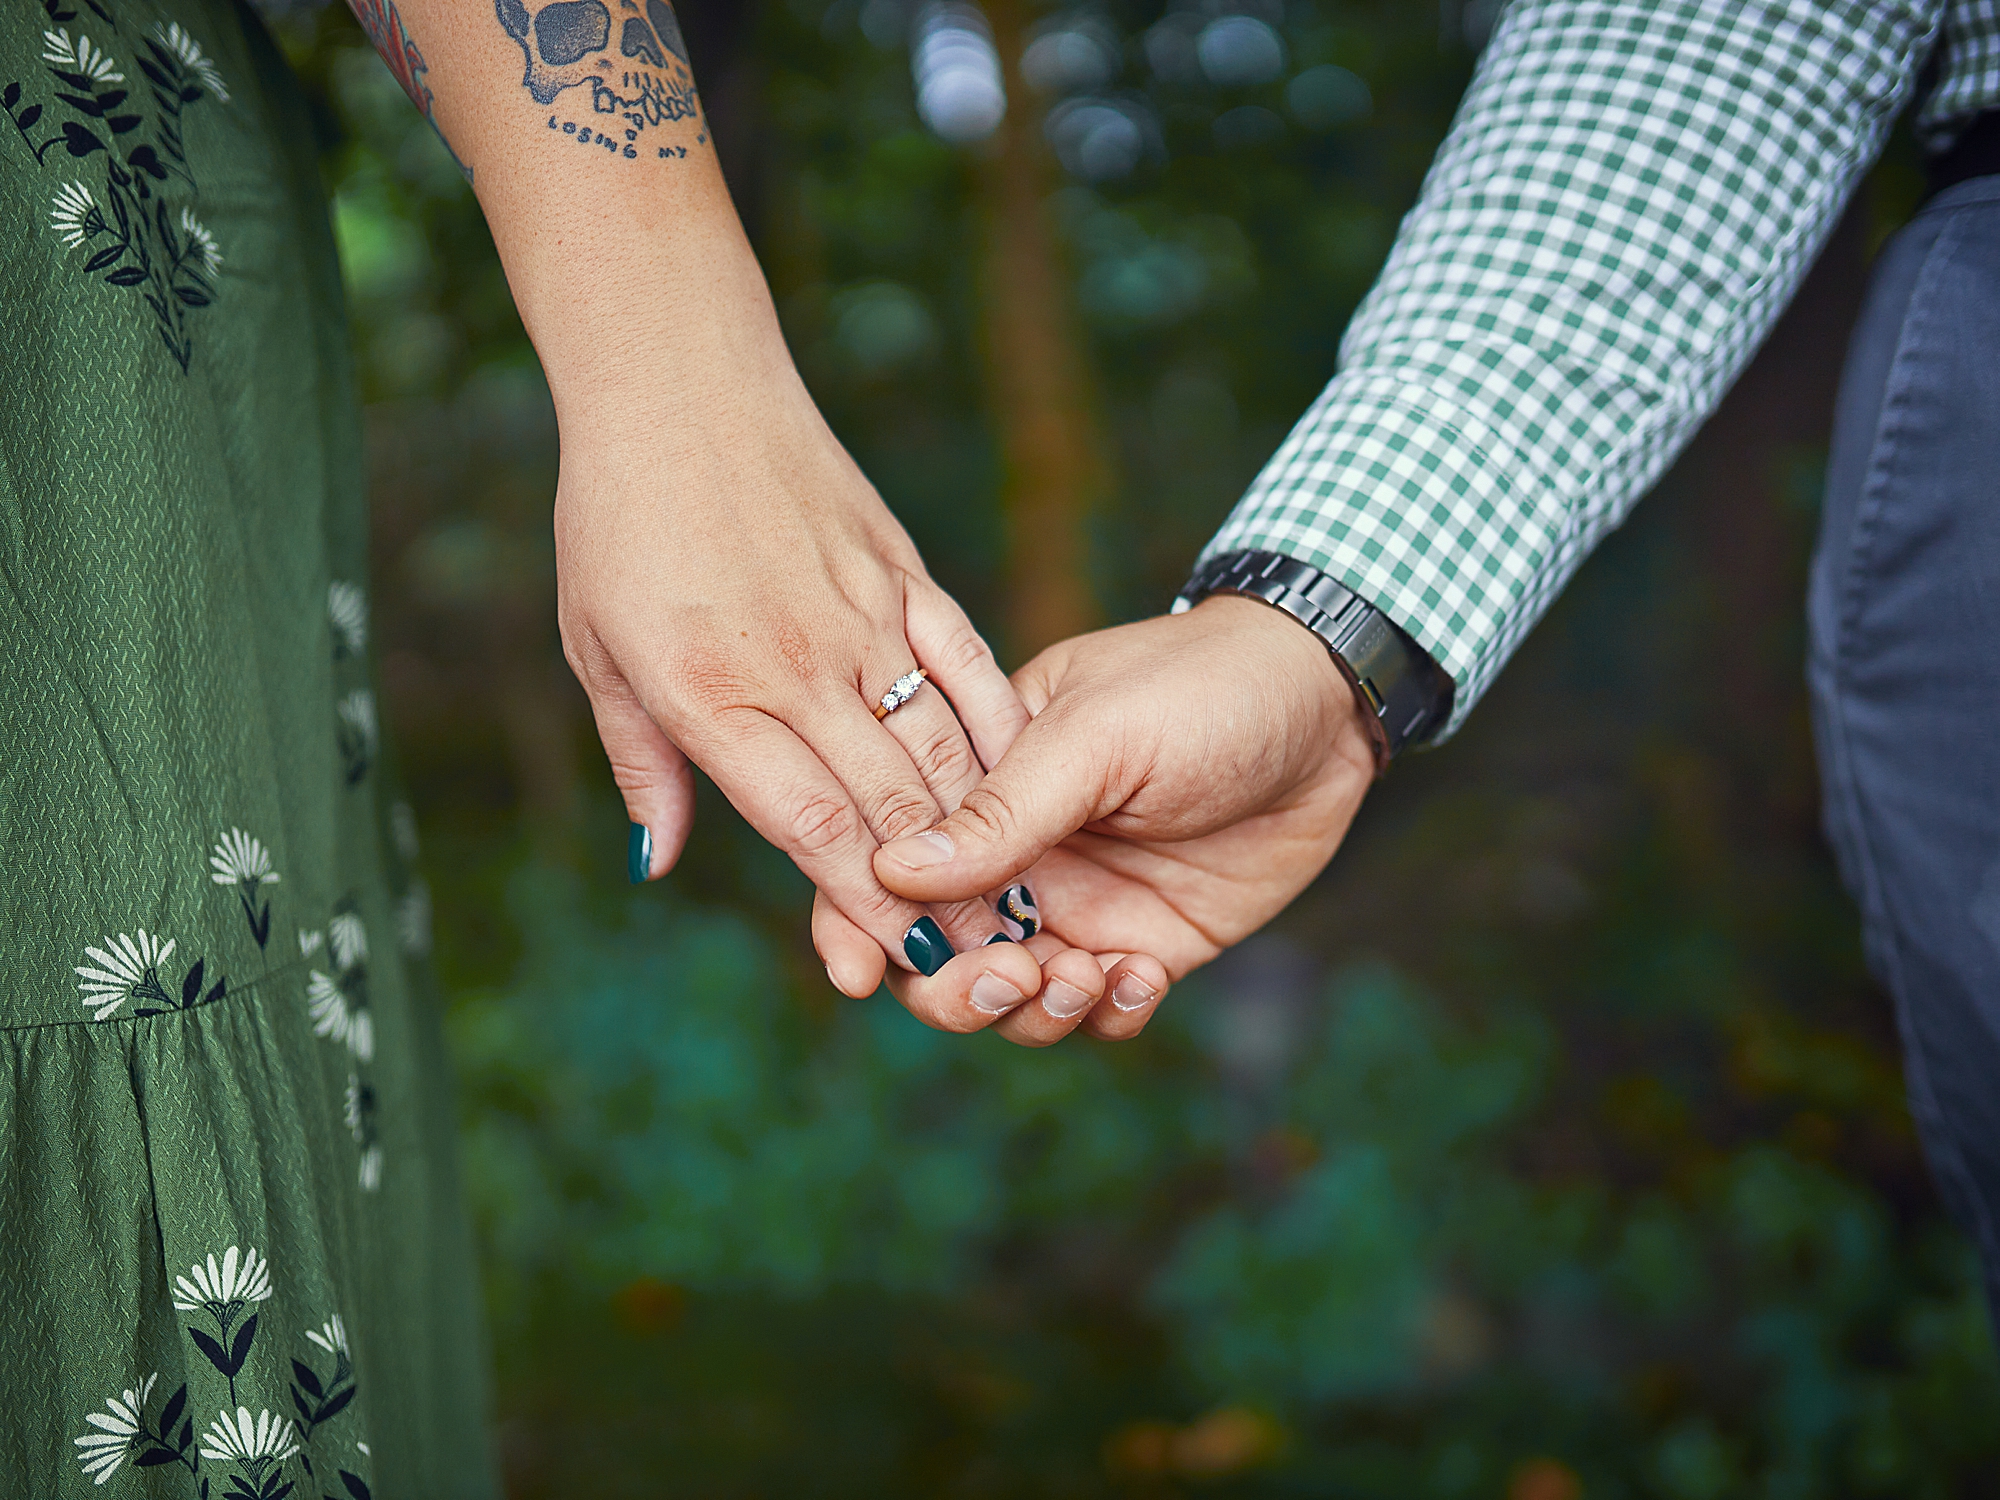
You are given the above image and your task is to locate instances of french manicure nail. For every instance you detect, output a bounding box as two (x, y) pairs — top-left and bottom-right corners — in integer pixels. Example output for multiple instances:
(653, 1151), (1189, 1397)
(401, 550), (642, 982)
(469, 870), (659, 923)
(998, 884), (1041, 941)
(883, 830), (955, 870)
(1111, 975), (1158, 1013)
(1042, 979), (1093, 1020)
(970, 971), (1026, 1015)
(627, 822), (653, 885)
(902, 915), (955, 977)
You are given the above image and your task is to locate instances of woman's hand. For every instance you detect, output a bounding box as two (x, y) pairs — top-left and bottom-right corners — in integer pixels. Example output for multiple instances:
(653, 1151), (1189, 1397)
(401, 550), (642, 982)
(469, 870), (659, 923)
(554, 362), (1079, 1024)
(343, 0), (1095, 1022)
(813, 595), (1380, 1044)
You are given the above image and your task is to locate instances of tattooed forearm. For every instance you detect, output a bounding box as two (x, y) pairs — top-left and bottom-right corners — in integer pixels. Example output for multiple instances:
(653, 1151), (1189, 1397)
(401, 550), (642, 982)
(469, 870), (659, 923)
(494, 0), (709, 162)
(344, 0), (473, 182)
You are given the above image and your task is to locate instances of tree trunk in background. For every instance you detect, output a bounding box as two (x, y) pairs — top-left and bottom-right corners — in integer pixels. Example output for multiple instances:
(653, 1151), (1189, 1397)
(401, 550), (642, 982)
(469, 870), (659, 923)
(978, 0), (1107, 661)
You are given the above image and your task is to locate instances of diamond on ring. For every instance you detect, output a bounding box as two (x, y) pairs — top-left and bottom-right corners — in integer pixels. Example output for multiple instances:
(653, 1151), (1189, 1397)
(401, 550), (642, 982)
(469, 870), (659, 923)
(874, 668), (929, 720)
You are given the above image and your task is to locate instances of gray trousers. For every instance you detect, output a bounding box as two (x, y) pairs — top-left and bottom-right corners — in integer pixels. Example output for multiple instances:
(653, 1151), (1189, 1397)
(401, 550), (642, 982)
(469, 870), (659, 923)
(1809, 174), (2000, 1325)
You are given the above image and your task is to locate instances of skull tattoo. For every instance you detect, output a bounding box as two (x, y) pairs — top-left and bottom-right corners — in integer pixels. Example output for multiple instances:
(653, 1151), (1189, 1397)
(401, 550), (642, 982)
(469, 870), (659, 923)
(495, 0), (691, 108)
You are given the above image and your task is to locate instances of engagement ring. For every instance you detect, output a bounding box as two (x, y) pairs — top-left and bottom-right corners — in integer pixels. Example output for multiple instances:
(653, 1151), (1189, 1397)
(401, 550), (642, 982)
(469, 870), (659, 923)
(873, 668), (929, 721)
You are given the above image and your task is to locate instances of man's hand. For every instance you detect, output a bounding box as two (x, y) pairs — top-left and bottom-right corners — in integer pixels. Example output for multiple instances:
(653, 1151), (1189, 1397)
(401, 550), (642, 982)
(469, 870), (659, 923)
(813, 595), (1380, 1044)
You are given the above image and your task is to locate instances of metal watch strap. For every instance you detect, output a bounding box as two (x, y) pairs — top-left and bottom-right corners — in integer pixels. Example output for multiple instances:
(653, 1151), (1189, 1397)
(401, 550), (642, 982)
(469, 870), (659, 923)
(1172, 549), (1453, 765)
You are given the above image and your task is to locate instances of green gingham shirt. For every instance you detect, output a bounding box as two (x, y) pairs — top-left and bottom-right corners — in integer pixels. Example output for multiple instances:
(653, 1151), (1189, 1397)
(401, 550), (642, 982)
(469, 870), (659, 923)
(1204, 0), (2000, 740)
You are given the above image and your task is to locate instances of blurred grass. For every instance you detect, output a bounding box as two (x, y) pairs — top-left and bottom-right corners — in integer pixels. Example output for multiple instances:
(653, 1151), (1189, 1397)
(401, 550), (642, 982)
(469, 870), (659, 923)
(273, 2), (2000, 1494)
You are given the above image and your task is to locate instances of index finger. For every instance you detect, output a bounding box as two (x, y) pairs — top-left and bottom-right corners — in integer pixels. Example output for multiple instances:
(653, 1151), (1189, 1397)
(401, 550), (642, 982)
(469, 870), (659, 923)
(903, 583), (1029, 773)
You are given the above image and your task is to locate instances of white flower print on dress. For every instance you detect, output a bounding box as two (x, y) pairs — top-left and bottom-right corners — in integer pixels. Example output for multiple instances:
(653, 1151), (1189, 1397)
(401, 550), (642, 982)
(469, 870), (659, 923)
(328, 910), (369, 971)
(337, 689), (377, 747)
(329, 580), (368, 657)
(308, 971), (374, 1061)
(49, 181), (106, 250)
(178, 208), (221, 275)
(210, 828), (279, 889)
(172, 1244), (274, 1320)
(298, 927), (325, 958)
(151, 21), (228, 101)
(71, 1373), (155, 1484)
(211, 828), (279, 948)
(389, 800), (420, 861)
(290, 1312), (361, 1446)
(346, 1072), (383, 1191)
(174, 1246), (274, 1405)
(198, 1405), (300, 1467)
(397, 879), (433, 958)
(75, 931), (176, 1020)
(42, 28), (123, 82)
(337, 689), (378, 784)
(304, 1315), (349, 1359)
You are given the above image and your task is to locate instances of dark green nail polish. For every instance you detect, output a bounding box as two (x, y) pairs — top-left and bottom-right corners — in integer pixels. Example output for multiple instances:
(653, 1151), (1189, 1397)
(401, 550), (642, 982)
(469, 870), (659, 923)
(903, 916), (955, 977)
(984, 932), (1015, 946)
(627, 822), (652, 885)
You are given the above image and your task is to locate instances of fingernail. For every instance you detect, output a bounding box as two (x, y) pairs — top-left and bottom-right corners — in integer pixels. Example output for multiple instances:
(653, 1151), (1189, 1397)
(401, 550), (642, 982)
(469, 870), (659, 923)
(1111, 975), (1158, 1013)
(627, 822), (653, 884)
(970, 971), (1026, 1015)
(998, 884), (1040, 941)
(984, 932), (1015, 946)
(883, 830), (955, 871)
(1042, 979), (1093, 1020)
(902, 916), (955, 977)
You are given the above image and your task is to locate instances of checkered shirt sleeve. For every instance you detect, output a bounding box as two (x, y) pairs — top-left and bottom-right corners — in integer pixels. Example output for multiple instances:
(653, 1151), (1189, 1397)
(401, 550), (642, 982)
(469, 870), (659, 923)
(1200, 0), (1942, 741)
(1923, 0), (2000, 143)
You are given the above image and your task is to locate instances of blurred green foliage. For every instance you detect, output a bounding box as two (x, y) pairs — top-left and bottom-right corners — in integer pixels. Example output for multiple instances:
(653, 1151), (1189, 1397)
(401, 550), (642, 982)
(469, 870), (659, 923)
(272, 1), (1999, 1494)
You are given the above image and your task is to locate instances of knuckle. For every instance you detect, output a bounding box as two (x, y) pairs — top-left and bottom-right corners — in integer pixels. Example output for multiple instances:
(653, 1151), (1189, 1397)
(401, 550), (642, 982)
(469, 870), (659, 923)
(865, 786), (940, 843)
(559, 622), (615, 694)
(907, 721), (973, 790)
(827, 870), (907, 937)
(933, 617), (996, 678)
(786, 790), (863, 862)
(952, 782), (1019, 847)
(607, 758), (667, 796)
(668, 649), (768, 723)
(922, 1000), (988, 1036)
(850, 883), (909, 933)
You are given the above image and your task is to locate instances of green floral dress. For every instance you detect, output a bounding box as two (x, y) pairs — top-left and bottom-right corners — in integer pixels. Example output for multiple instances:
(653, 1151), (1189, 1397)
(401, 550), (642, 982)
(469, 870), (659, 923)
(0, 2), (496, 1494)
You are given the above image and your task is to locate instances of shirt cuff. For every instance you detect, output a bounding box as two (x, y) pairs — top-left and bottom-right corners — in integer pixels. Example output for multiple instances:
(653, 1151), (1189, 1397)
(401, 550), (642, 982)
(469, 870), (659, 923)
(1198, 371), (1574, 742)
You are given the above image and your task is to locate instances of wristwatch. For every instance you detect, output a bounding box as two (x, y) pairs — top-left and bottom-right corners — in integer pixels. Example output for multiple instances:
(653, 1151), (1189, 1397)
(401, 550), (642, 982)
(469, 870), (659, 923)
(1173, 549), (1453, 768)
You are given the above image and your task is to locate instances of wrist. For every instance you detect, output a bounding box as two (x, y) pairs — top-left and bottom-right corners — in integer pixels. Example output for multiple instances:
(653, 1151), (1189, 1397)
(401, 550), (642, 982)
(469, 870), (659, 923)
(1188, 595), (1377, 780)
(1175, 549), (1452, 766)
(492, 195), (793, 433)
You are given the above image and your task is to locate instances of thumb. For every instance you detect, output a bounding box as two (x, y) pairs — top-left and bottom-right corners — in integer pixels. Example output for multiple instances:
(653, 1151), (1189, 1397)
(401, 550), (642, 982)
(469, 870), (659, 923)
(583, 668), (698, 882)
(873, 701), (1115, 904)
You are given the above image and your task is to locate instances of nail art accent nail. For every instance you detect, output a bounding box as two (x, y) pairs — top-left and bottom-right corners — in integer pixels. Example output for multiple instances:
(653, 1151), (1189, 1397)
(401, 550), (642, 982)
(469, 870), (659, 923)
(998, 884), (1041, 941)
(627, 822), (652, 885)
(1042, 979), (1093, 1020)
(970, 971), (1026, 1015)
(902, 916), (955, 977)
(884, 830), (955, 870)
(984, 932), (1015, 946)
(1111, 975), (1158, 1012)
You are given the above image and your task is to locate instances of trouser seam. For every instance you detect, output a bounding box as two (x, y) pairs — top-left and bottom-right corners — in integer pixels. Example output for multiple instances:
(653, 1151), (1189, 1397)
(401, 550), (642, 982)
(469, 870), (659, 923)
(1820, 204), (2000, 1262)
